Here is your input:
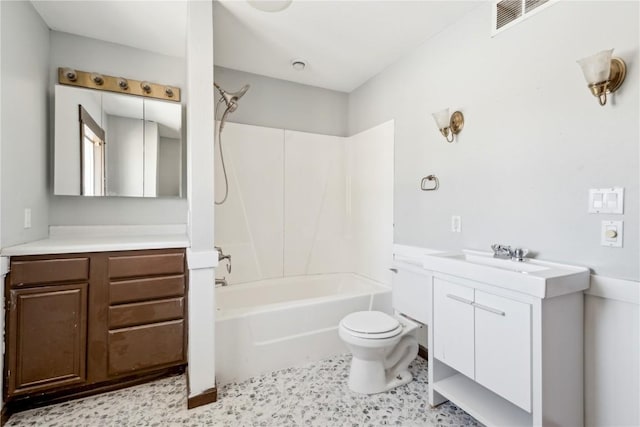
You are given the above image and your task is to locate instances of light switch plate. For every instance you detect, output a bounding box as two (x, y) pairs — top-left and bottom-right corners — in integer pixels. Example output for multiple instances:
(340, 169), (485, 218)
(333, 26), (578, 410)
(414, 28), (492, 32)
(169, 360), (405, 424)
(589, 188), (624, 214)
(601, 220), (623, 247)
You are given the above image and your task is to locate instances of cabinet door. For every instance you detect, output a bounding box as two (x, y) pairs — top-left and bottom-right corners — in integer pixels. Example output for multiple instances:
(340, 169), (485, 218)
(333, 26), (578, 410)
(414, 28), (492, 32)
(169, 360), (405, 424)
(433, 278), (475, 379)
(475, 290), (531, 412)
(7, 284), (88, 396)
(392, 267), (431, 324)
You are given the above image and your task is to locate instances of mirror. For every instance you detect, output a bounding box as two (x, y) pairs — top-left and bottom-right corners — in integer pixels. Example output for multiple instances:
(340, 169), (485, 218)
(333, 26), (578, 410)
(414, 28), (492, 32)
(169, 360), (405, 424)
(54, 85), (184, 198)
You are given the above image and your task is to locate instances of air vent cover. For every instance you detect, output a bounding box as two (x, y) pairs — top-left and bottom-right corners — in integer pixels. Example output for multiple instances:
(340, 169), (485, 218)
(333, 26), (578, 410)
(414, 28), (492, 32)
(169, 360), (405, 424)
(492, 0), (554, 36)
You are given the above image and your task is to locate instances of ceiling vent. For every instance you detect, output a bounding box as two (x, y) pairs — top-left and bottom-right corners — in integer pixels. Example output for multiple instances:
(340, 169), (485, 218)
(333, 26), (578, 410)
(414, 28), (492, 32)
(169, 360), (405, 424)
(492, 0), (556, 36)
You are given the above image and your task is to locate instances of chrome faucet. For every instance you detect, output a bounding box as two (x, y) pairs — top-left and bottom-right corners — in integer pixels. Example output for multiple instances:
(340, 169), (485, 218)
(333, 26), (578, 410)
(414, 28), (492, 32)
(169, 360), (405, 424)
(215, 277), (228, 287)
(491, 244), (529, 262)
(215, 246), (232, 274)
(491, 244), (513, 259)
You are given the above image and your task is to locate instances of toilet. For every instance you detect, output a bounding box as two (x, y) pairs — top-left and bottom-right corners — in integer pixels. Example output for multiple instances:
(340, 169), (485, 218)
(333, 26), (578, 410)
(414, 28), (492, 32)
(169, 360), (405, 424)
(339, 310), (419, 394)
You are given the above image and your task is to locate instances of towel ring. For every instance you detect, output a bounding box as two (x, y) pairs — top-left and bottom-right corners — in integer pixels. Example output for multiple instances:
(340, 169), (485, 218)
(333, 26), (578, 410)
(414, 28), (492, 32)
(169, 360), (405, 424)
(420, 175), (439, 191)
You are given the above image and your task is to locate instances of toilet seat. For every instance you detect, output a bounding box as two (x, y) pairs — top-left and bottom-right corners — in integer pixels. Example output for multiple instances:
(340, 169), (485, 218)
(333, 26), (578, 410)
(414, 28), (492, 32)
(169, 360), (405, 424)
(340, 311), (403, 339)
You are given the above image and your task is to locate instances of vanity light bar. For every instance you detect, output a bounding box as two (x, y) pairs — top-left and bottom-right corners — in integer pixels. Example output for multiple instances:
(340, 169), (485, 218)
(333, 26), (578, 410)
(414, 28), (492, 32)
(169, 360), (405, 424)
(58, 67), (181, 102)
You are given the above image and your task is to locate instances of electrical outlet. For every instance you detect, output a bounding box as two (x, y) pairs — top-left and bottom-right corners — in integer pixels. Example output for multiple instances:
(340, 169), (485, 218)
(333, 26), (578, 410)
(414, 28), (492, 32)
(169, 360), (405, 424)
(24, 208), (31, 229)
(451, 216), (461, 233)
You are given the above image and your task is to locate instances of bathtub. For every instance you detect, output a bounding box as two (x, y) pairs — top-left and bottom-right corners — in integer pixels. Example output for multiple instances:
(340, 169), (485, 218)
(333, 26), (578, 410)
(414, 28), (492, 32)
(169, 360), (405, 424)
(215, 273), (392, 385)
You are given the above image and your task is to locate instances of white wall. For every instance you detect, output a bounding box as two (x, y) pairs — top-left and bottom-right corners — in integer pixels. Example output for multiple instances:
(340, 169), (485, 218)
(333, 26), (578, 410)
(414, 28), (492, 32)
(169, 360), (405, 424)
(0, 1), (50, 248)
(213, 66), (348, 137)
(348, 2), (639, 425)
(348, 1), (639, 282)
(48, 31), (188, 226)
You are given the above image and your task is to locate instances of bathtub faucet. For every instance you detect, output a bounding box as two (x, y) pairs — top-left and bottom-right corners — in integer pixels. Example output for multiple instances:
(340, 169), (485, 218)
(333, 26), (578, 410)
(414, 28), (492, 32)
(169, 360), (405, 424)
(215, 277), (228, 287)
(215, 246), (232, 274)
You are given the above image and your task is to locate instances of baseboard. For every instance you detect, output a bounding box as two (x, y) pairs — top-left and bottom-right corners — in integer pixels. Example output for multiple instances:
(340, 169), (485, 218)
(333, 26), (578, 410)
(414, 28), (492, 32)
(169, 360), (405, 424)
(418, 344), (428, 360)
(187, 386), (218, 409)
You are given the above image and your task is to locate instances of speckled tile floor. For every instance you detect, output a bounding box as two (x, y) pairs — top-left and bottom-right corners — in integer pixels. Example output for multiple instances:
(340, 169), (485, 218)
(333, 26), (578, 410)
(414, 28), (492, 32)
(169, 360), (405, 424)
(6, 355), (479, 427)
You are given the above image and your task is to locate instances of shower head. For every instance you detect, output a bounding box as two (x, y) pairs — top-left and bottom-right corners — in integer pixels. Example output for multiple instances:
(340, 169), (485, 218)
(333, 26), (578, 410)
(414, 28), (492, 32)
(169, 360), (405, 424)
(214, 83), (250, 110)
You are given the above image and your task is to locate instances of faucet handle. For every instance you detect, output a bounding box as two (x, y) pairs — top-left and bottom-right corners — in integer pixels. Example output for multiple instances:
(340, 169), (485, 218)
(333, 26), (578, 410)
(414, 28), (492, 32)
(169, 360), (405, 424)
(511, 248), (529, 261)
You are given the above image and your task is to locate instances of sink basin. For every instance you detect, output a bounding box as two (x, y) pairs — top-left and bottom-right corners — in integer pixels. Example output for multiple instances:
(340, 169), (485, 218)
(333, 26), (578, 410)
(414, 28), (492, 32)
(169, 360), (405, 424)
(422, 249), (589, 298)
(448, 252), (548, 273)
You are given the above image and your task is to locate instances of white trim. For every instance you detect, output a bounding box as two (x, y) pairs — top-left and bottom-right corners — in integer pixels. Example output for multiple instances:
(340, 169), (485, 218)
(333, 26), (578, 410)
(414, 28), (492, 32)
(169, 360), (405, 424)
(586, 274), (639, 305)
(187, 248), (219, 270)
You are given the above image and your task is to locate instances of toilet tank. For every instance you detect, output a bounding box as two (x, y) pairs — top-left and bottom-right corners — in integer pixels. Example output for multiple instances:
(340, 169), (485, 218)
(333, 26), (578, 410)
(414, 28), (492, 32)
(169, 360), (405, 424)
(391, 260), (432, 326)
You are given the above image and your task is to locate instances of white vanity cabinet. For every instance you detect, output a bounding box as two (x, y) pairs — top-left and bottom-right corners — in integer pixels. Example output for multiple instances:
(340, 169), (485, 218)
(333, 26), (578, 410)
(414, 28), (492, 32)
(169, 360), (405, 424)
(392, 262), (432, 325)
(425, 251), (589, 427)
(433, 277), (531, 412)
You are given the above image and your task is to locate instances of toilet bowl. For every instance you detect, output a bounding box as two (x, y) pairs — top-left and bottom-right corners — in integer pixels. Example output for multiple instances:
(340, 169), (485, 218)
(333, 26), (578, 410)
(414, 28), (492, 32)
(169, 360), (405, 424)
(339, 311), (419, 394)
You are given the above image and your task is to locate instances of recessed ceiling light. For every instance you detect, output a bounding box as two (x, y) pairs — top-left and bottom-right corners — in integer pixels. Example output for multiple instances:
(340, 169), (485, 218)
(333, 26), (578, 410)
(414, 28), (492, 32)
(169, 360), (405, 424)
(247, 0), (292, 13)
(291, 59), (307, 71)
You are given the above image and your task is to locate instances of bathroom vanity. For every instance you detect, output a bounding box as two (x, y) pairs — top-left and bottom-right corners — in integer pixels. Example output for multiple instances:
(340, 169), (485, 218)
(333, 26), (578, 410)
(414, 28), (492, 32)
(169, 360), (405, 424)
(1, 227), (189, 412)
(424, 250), (589, 427)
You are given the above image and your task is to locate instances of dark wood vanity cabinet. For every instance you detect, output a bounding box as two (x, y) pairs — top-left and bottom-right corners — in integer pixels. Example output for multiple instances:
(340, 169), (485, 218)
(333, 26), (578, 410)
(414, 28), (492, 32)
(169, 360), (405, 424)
(4, 248), (187, 406)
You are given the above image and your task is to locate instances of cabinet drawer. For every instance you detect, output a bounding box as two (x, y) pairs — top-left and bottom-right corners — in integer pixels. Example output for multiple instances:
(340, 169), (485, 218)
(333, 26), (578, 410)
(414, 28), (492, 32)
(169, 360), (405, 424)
(108, 252), (184, 279)
(108, 320), (184, 376)
(10, 258), (89, 286)
(109, 298), (184, 329)
(110, 275), (185, 304)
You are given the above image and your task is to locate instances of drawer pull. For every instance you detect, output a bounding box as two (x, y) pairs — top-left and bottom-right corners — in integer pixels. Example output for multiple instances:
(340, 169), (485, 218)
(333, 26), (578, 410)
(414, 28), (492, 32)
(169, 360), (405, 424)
(472, 302), (505, 316)
(446, 294), (473, 305)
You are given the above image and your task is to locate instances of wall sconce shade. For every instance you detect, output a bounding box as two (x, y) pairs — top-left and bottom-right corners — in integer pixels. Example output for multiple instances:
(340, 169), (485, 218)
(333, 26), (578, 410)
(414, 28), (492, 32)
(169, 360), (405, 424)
(432, 108), (464, 143)
(577, 49), (627, 106)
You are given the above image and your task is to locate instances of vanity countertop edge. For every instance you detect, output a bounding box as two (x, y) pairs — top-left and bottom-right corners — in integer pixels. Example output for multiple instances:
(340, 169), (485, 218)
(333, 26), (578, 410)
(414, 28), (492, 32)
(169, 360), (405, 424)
(1, 225), (190, 256)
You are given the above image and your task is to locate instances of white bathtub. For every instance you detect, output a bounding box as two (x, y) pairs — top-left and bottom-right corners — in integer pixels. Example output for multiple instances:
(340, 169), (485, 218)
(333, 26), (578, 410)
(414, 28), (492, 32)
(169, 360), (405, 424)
(215, 273), (392, 385)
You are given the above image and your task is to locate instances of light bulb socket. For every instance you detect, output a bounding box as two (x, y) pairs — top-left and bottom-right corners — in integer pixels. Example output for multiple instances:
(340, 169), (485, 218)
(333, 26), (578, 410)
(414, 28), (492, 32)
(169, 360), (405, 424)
(91, 73), (104, 85)
(62, 68), (77, 82)
(117, 78), (129, 90)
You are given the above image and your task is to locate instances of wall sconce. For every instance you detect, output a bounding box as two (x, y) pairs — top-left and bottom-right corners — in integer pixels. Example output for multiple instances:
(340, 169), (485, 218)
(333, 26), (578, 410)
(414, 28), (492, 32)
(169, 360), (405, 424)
(432, 108), (464, 143)
(577, 49), (626, 106)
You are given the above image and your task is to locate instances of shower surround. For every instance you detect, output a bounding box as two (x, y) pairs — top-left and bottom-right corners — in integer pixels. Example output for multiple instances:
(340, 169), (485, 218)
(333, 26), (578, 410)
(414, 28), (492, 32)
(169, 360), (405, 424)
(214, 120), (394, 286)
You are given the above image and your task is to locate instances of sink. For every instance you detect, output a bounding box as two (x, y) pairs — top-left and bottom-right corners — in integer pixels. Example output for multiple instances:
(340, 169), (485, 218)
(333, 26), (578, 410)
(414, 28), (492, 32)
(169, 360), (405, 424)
(447, 252), (548, 273)
(422, 249), (589, 298)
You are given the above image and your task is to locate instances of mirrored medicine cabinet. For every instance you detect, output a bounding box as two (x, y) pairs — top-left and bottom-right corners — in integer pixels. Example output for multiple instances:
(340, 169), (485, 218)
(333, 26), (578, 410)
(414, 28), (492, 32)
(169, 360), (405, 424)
(54, 85), (185, 198)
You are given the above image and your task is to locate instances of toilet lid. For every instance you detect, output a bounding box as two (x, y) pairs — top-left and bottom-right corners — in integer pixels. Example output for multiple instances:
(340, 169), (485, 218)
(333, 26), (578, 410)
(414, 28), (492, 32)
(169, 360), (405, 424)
(341, 311), (401, 337)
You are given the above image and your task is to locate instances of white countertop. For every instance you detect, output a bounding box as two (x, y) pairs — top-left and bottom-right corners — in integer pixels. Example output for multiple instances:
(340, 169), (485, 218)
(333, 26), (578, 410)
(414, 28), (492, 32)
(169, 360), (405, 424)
(1, 225), (190, 256)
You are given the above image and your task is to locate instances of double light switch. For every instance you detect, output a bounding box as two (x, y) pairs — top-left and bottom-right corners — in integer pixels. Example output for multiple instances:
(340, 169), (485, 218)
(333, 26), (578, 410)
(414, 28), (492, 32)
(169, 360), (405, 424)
(589, 188), (624, 214)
